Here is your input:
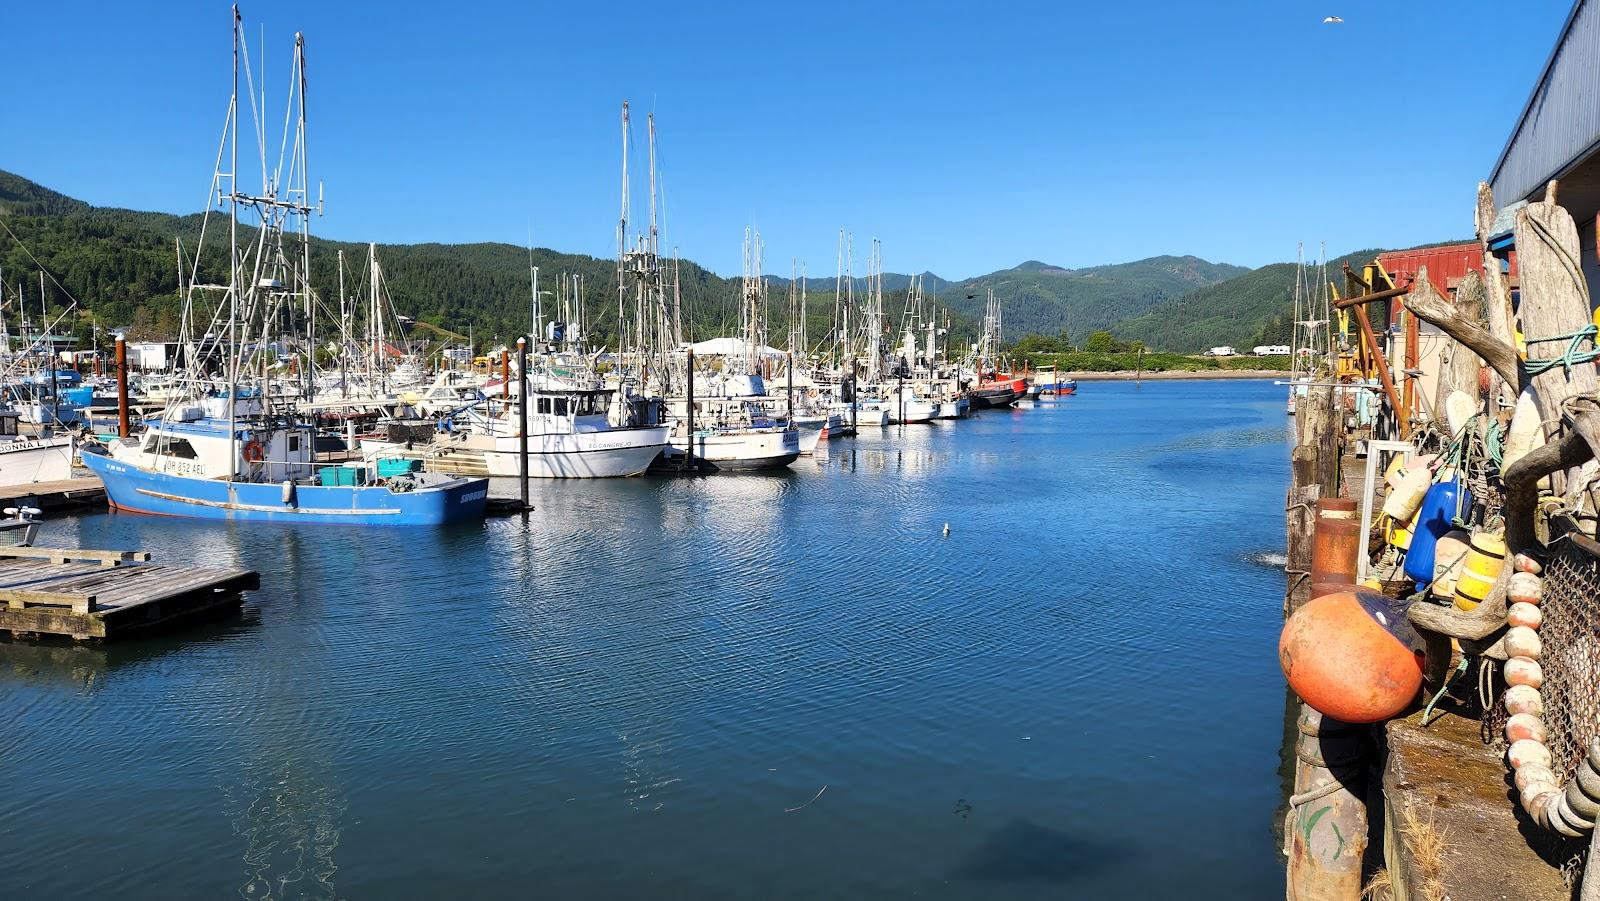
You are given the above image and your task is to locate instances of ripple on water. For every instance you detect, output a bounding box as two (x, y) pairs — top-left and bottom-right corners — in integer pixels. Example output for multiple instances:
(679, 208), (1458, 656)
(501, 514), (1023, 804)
(0, 380), (1292, 899)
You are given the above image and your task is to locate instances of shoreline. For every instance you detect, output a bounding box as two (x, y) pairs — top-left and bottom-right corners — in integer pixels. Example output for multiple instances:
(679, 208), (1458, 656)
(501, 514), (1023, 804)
(1062, 369), (1286, 381)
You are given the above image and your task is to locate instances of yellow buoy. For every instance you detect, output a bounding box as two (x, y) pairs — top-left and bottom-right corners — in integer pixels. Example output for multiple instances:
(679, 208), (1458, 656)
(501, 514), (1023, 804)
(1387, 517), (1413, 551)
(1454, 530), (1507, 611)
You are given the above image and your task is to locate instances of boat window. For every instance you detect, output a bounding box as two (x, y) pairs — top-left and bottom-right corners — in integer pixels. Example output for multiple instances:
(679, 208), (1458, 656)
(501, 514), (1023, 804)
(288, 434), (301, 453)
(165, 439), (198, 459)
(0, 417), (15, 437)
(537, 397), (551, 415)
(142, 434), (159, 451)
(554, 398), (568, 416)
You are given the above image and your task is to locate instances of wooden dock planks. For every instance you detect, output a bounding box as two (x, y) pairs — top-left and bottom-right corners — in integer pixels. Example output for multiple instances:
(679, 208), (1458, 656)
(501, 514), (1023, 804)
(0, 476), (108, 513)
(0, 547), (259, 640)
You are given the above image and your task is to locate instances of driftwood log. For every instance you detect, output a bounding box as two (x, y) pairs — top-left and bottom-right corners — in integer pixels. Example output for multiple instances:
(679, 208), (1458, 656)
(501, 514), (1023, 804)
(1513, 185), (1600, 500)
(1441, 271), (1489, 408)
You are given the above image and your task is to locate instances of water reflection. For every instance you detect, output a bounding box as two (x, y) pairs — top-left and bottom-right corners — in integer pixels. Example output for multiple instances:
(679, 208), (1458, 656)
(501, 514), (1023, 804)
(0, 380), (1294, 898)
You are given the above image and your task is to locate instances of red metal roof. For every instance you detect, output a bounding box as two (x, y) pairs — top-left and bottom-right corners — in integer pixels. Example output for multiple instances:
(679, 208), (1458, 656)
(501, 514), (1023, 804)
(1377, 242), (1518, 295)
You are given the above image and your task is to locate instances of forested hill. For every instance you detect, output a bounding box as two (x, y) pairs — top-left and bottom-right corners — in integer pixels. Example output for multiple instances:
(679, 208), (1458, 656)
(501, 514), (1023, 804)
(1109, 250), (1387, 351)
(935, 256), (1249, 338)
(0, 170), (782, 348)
(5, 167), (1314, 355)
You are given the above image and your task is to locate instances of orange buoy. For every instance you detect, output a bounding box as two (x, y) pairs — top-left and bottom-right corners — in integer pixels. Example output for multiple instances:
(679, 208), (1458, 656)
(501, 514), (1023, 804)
(1279, 589), (1425, 724)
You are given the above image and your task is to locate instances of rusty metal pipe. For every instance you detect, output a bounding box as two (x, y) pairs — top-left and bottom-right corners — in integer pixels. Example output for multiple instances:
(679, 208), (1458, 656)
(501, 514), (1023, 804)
(1311, 498), (1360, 587)
(1333, 285), (1410, 310)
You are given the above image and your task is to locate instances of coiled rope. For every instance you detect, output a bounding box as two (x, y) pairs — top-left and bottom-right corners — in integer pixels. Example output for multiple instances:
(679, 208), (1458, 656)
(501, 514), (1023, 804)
(1525, 325), (1600, 377)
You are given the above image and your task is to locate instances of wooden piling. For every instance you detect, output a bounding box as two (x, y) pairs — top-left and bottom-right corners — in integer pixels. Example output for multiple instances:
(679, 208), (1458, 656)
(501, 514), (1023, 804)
(1284, 380), (1366, 901)
(682, 348), (696, 472)
(516, 336), (528, 508)
(115, 335), (130, 439)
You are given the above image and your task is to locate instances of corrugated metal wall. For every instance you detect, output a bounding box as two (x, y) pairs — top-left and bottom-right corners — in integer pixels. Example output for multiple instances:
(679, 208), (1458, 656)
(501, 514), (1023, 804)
(1490, 0), (1600, 204)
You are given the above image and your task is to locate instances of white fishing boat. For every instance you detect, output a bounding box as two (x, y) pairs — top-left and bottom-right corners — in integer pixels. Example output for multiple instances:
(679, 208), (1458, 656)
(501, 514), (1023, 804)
(882, 383), (938, 423)
(476, 387), (668, 478)
(662, 417), (800, 471)
(0, 411), (73, 486)
(936, 395), (971, 419)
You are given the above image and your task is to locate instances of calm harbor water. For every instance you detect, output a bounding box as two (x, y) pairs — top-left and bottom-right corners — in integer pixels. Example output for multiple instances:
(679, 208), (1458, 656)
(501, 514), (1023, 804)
(0, 379), (1291, 899)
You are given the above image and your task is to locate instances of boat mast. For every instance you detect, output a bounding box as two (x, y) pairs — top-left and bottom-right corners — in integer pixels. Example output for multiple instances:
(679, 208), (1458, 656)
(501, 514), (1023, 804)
(226, 5), (241, 484)
(337, 249), (347, 397)
(368, 243), (381, 390)
(616, 101), (629, 375)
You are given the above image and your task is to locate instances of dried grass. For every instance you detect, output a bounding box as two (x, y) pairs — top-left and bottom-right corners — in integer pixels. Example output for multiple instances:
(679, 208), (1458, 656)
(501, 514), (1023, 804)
(1361, 867), (1394, 900)
(1398, 804), (1449, 901)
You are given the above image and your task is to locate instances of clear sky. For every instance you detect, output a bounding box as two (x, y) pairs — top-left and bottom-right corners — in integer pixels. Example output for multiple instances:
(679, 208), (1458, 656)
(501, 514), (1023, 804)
(0, 1), (1574, 279)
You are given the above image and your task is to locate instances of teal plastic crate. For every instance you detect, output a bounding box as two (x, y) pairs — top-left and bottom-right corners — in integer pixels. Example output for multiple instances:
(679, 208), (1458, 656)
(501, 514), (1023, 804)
(375, 457), (421, 478)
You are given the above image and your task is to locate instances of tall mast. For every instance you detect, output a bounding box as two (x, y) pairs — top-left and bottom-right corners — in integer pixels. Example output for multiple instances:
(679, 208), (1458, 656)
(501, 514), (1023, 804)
(226, 5), (241, 483)
(616, 101), (630, 368)
(369, 243), (381, 389)
(337, 249), (347, 396)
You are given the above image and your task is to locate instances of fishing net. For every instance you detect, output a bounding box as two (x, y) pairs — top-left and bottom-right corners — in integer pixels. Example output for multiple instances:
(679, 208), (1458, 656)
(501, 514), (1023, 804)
(1475, 522), (1600, 885)
(1533, 527), (1600, 784)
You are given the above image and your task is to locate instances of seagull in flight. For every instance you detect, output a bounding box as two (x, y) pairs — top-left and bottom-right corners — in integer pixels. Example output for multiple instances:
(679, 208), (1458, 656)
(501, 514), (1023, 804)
(1323, 15), (1343, 23)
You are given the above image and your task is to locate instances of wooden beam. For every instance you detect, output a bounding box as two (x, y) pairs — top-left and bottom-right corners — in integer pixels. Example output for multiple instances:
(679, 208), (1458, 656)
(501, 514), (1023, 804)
(0, 547), (152, 567)
(1332, 284), (1410, 310)
(0, 588), (94, 615)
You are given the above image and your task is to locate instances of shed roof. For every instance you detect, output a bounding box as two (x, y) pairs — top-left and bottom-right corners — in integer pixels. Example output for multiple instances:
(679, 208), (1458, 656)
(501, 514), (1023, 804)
(1489, 1), (1600, 208)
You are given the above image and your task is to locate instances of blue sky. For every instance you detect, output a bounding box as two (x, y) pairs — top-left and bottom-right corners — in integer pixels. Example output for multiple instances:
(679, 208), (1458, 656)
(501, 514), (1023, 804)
(0, 1), (1573, 278)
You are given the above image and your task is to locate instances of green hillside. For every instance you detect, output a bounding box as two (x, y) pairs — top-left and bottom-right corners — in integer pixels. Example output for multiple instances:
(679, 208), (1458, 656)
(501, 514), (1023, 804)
(937, 255), (1249, 339)
(1110, 250), (1386, 352)
(0, 170), (841, 350)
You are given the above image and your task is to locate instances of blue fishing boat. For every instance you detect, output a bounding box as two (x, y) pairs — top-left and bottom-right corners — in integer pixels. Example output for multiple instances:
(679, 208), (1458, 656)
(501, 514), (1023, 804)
(80, 401), (487, 526)
(81, 448), (485, 525)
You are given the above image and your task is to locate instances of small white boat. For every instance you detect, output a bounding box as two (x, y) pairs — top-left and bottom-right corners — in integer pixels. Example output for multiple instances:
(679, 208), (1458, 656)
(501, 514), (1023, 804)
(662, 424), (799, 471)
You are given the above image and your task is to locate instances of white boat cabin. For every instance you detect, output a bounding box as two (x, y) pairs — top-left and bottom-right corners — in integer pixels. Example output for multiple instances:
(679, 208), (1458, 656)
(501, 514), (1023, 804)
(113, 394), (316, 481)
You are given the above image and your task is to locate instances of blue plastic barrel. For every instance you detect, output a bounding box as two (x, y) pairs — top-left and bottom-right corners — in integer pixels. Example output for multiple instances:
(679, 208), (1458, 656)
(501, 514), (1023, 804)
(1403, 475), (1474, 585)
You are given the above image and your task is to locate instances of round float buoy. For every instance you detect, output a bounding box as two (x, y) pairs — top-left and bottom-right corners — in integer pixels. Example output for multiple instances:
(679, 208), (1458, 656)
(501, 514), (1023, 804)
(1506, 684), (1544, 717)
(1279, 589), (1425, 723)
(1509, 571), (1544, 605)
(1506, 626), (1543, 660)
(1505, 657), (1545, 689)
(1508, 603), (1544, 630)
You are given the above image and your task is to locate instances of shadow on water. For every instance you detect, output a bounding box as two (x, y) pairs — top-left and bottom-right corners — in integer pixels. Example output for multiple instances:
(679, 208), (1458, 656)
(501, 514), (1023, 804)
(952, 818), (1129, 884)
(0, 611), (260, 689)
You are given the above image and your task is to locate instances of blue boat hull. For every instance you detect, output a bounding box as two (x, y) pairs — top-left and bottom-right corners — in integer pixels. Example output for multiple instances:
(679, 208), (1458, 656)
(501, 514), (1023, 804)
(81, 452), (488, 526)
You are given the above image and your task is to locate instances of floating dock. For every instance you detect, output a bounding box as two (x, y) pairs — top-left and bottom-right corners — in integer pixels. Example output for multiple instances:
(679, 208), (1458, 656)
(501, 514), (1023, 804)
(0, 545), (259, 640)
(0, 477), (108, 513)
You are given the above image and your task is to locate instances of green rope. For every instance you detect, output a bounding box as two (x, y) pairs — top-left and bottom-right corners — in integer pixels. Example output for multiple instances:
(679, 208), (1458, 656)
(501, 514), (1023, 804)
(1486, 420), (1505, 468)
(1524, 324), (1600, 376)
(1420, 655), (1470, 727)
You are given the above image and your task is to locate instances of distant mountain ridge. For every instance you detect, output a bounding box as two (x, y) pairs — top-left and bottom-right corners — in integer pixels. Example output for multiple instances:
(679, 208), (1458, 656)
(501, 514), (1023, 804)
(4, 167), (1289, 351)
